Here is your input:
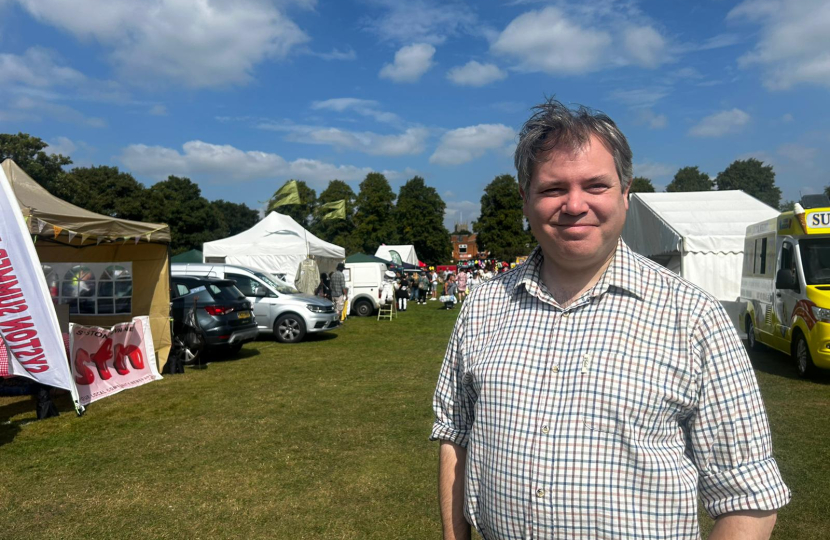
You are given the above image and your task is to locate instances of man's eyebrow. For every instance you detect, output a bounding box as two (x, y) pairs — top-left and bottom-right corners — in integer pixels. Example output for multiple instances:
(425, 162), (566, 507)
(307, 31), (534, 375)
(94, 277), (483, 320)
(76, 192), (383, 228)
(583, 175), (615, 183)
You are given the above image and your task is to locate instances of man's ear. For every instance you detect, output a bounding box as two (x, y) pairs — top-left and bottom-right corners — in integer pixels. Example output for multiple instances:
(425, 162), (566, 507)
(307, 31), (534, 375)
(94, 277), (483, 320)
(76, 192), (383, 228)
(623, 181), (631, 209)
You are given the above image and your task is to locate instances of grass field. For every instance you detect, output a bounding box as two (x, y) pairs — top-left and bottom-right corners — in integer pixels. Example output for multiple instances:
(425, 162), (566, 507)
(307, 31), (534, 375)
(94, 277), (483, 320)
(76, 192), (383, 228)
(0, 303), (828, 539)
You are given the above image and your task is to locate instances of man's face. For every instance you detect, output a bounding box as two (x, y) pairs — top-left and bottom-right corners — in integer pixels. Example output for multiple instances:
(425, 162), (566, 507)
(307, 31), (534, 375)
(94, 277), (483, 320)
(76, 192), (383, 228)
(522, 134), (630, 271)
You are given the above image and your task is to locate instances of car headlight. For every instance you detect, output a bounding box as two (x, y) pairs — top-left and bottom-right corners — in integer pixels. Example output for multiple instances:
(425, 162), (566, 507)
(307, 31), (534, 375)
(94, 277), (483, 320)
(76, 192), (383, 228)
(306, 304), (327, 313)
(811, 306), (830, 323)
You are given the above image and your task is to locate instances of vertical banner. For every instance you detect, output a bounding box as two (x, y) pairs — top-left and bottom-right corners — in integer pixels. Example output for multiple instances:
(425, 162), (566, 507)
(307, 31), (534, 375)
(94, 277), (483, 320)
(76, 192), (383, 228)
(0, 165), (82, 412)
(70, 316), (162, 406)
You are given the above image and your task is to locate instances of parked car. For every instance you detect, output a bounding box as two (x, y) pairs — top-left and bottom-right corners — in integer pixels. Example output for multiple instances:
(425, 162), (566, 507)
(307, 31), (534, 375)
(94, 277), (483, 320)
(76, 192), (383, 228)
(170, 276), (258, 358)
(171, 263), (339, 343)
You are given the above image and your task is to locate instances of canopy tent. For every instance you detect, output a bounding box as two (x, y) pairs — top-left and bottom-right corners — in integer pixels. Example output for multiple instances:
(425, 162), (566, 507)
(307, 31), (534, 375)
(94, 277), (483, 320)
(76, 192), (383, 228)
(2, 159), (172, 365)
(375, 245), (419, 266)
(203, 211), (345, 283)
(172, 249), (202, 263)
(345, 253), (391, 264)
(622, 190), (780, 301)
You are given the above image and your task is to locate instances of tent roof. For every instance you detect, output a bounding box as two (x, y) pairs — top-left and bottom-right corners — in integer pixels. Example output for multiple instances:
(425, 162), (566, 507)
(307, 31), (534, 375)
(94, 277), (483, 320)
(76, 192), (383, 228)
(345, 253), (390, 264)
(375, 244), (419, 265)
(203, 211), (345, 258)
(623, 190), (780, 255)
(171, 249), (203, 263)
(2, 159), (171, 244)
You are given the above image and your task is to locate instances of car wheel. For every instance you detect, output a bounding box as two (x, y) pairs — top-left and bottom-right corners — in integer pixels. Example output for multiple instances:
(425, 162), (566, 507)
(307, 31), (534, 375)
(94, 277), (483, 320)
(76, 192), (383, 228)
(794, 333), (816, 379)
(275, 314), (307, 344)
(354, 299), (373, 317)
(745, 316), (761, 351)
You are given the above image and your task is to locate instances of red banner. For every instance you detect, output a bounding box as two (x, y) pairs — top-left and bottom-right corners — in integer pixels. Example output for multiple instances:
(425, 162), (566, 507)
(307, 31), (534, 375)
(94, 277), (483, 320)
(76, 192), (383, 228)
(69, 316), (162, 406)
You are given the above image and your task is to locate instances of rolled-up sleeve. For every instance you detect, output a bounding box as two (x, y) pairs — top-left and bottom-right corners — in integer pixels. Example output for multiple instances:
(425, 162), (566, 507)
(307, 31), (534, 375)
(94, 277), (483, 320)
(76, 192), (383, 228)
(430, 306), (474, 447)
(687, 301), (791, 518)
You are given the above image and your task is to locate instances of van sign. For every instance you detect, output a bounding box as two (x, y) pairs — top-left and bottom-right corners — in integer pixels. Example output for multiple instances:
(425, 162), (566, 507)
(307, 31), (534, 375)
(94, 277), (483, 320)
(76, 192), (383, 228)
(808, 211), (830, 229)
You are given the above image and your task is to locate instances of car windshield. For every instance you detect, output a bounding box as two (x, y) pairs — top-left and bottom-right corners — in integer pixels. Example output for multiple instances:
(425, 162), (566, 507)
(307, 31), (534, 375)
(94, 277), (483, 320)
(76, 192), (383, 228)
(799, 238), (830, 285)
(253, 271), (298, 294)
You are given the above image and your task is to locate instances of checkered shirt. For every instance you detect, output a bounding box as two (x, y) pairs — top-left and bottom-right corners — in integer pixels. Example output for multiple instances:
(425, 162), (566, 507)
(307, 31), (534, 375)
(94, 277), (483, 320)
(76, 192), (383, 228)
(330, 270), (346, 298)
(431, 239), (790, 540)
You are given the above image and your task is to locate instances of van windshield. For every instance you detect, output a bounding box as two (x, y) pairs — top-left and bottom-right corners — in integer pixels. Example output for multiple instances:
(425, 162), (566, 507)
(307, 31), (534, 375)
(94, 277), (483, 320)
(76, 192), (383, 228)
(799, 239), (830, 285)
(253, 271), (298, 294)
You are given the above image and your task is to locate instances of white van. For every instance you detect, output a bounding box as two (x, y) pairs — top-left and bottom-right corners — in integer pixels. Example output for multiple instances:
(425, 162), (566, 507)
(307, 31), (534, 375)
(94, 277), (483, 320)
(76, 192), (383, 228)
(172, 263), (339, 343)
(344, 262), (387, 317)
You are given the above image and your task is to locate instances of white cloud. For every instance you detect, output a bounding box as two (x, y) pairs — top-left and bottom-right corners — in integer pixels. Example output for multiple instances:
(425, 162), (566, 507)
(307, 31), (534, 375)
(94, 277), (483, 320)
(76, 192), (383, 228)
(379, 43), (435, 83)
(728, 0), (830, 89)
(444, 200), (481, 230)
(361, 0), (478, 45)
(307, 47), (356, 61)
(430, 124), (515, 166)
(148, 104), (168, 116)
(491, 6), (670, 75)
(310, 98), (399, 124)
(608, 87), (670, 108)
(45, 136), (77, 157)
(622, 25), (668, 68)
(634, 160), (675, 180)
(4, 95), (106, 127)
(277, 126), (429, 156)
(689, 108), (751, 137)
(118, 140), (389, 186)
(782, 113), (794, 122)
(778, 143), (817, 163)
(492, 7), (611, 74)
(446, 61), (506, 86)
(15, 0), (310, 88)
(0, 47), (86, 87)
(634, 109), (668, 130)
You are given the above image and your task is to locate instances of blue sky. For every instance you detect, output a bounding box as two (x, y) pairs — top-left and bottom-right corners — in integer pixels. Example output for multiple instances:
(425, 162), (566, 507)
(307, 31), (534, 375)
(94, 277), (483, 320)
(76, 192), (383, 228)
(1, 0), (828, 229)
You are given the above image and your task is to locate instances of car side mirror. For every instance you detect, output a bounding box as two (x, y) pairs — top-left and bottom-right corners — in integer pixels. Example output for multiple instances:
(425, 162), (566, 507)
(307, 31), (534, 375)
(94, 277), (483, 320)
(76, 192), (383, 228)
(254, 286), (269, 297)
(775, 269), (797, 290)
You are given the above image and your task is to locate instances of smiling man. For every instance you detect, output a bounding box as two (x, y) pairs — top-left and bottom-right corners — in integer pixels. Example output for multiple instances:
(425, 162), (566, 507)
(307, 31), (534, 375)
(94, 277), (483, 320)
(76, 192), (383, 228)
(431, 99), (790, 540)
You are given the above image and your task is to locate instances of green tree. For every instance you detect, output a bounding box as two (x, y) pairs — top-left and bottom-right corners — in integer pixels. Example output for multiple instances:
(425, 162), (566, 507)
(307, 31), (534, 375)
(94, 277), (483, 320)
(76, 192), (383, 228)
(351, 172), (397, 254)
(473, 174), (532, 261)
(143, 176), (227, 254)
(630, 176), (656, 193)
(395, 176), (451, 264)
(780, 200), (796, 212)
(267, 179), (316, 226)
(0, 132), (72, 193)
(310, 180), (356, 250)
(59, 166), (148, 220)
(212, 200), (260, 237)
(716, 158), (781, 208)
(666, 166), (713, 192)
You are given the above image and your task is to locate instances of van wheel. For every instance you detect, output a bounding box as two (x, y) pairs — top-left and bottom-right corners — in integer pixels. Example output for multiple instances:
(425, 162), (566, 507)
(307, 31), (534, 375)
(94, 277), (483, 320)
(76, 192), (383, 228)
(353, 299), (373, 317)
(275, 314), (306, 344)
(794, 333), (816, 379)
(745, 316), (761, 351)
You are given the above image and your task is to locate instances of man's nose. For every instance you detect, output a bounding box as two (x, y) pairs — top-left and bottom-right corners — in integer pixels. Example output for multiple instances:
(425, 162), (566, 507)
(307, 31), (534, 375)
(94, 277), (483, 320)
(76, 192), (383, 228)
(562, 189), (589, 215)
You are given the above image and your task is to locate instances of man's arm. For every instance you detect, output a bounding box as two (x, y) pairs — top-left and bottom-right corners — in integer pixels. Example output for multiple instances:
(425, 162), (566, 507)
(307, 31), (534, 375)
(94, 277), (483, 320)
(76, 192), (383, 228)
(709, 510), (777, 540)
(439, 440), (469, 540)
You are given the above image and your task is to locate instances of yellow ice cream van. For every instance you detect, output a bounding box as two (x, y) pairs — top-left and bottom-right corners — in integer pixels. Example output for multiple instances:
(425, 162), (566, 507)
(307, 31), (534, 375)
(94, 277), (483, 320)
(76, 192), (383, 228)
(740, 195), (830, 377)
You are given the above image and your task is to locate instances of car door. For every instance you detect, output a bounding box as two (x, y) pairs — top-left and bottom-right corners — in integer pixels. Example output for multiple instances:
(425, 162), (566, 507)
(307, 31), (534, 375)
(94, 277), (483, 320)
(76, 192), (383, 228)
(775, 240), (800, 341)
(226, 272), (271, 331)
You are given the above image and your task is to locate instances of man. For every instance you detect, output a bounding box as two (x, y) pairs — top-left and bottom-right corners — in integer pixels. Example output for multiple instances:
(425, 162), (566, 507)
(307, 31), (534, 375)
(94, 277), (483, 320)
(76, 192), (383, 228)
(330, 262), (347, 319)
(431, 99), (789, 540)
(419, 272), (431, 305)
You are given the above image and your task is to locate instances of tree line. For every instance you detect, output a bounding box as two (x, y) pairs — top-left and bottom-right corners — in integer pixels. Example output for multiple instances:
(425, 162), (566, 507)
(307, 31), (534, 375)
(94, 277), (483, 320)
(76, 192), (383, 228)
(0, 133), (452, 263)
(629, 159), (787, 210)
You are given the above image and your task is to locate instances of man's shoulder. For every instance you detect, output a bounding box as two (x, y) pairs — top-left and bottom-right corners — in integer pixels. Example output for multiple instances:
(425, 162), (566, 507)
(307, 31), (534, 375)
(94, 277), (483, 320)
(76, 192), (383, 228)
(464, 266), (523, 305)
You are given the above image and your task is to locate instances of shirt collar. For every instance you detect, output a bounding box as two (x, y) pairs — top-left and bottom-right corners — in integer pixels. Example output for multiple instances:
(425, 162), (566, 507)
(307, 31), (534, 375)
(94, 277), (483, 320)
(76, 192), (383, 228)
(514, 238), (645, 301)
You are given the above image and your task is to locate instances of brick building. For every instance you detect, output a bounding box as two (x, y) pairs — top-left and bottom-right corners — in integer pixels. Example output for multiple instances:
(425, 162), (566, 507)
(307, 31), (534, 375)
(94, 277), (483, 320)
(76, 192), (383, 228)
(451, 224), (483, 262)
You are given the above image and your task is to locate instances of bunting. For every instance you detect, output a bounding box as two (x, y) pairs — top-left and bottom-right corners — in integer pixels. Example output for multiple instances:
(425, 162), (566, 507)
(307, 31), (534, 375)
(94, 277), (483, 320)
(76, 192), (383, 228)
(52, 226), (63, 238)
(67, 230), (77, 243)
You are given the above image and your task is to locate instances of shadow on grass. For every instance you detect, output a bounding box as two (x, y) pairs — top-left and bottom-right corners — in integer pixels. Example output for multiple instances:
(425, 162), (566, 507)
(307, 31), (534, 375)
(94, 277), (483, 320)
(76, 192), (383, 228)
(0, 391), (75, 446)
(260, 332), (340, 344)
(748, 347), (830, 385)
(208, 347), (262, 363)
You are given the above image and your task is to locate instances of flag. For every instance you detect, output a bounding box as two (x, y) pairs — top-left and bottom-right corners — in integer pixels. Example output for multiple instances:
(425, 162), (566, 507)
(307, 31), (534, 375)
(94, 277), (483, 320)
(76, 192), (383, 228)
(268, 180), (301, 210)
(319, 199), (346, 221)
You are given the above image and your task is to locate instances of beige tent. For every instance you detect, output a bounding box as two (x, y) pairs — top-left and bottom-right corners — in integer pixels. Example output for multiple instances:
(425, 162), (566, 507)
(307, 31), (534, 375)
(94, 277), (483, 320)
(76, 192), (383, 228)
(2, 159), (172, 366)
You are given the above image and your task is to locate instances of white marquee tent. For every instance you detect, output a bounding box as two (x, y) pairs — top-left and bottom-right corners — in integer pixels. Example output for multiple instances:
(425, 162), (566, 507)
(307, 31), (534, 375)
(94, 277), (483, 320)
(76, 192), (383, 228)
(375, 244), (420, 265)
(622, 191), (779, 302)
(203, 212), (345, 283)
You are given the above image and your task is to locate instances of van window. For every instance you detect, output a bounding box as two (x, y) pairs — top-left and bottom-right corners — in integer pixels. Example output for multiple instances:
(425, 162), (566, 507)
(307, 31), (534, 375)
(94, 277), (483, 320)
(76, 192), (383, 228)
(227, 273), (261, 296)
(755, 238), (767, 275)
(252, 271), (298, 294)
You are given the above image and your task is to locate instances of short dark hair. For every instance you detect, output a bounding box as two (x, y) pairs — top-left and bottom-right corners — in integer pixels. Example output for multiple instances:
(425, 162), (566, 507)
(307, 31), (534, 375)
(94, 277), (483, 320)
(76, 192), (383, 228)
(514, 98), (633, 196)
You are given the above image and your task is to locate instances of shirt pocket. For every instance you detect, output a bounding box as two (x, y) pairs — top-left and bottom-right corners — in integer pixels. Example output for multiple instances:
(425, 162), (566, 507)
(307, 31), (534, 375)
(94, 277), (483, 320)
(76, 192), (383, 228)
(580, 350), (682, 437)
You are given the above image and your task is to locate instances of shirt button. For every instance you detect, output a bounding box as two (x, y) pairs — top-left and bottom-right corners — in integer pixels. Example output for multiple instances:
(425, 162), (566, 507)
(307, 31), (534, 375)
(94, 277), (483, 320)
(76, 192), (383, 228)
(552, 365), (559, 373)
(561, 312), (569, 319)
(536, 489), (545, 498)
(541, 425), (549, 434)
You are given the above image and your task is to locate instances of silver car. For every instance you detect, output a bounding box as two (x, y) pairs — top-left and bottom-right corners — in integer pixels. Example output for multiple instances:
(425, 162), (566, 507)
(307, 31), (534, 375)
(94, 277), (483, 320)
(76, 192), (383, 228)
(171, 263), (339, 343)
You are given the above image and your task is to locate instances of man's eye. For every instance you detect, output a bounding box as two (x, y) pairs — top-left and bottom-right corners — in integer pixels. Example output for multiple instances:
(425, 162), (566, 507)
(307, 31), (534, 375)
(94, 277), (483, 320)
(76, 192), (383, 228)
(588, 185), (609, 192)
